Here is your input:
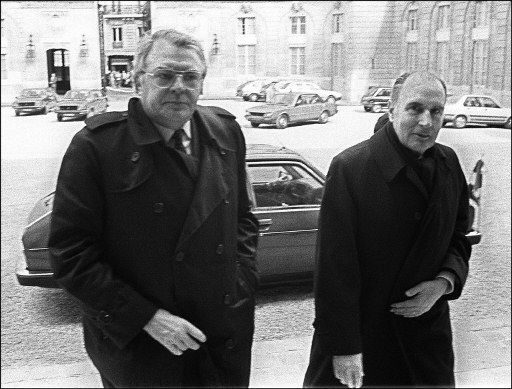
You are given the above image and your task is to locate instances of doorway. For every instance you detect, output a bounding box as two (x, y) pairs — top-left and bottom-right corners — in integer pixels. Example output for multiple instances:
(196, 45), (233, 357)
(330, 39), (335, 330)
(47, 49), (71, 95)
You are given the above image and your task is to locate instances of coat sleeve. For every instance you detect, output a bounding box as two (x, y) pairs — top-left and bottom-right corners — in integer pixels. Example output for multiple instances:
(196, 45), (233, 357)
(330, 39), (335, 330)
(232, 122), (260, 293)
(440, 156), (472, 300)
(49, 130), (158, 349)
(312, 156), (362, 355)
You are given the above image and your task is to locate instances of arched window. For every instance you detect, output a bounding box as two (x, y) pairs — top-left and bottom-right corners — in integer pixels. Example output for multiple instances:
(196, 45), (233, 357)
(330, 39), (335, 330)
(402, 2), (420, 72)
(432, 2), (452, 82)
(471, 1), (491, 89)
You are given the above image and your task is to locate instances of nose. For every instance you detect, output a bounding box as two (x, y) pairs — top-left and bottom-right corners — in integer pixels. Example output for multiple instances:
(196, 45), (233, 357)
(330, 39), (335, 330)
(169, 74), (186, 91)
(418, 110), (432, 128)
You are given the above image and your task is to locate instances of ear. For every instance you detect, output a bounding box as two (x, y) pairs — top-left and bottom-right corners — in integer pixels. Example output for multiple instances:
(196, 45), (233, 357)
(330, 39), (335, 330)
(388, 107), (395, 122)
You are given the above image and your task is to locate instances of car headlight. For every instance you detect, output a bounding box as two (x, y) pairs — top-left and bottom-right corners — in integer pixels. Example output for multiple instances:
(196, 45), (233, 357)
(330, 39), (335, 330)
(263, 113), (273, 118)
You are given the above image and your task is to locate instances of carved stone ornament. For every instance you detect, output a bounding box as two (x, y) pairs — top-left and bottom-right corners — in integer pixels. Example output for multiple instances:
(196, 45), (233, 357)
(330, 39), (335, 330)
(291, 2), (304, 13)
(333, 1), (342, 10)
(240, 3), (253, 14)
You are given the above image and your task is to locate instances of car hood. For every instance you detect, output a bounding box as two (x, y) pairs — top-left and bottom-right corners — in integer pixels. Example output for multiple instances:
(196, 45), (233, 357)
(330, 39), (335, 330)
(15, 98), (43, 103)
(58, 99), (86, 105)
(246, 104), (289, 113)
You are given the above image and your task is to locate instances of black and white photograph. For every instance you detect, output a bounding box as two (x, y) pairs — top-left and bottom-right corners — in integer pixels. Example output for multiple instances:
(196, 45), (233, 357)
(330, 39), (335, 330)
(1, 1), (510, 387)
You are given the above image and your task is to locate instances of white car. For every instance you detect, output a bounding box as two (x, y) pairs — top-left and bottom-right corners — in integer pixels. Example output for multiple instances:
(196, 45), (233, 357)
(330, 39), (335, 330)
(443, 94), (511, 129)
(274, 81), (342, 104)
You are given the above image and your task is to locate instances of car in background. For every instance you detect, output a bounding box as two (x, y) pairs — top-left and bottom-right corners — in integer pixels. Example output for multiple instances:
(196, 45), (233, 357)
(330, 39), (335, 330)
(238, 79), (280, 102)
(236, 79), (256, 98)
(245, 92), (338, 129)
(16, 145), (484, 288)
(443, 94), (511, 129)
(360, 86), (392, 113)
(54, 89), (108, 121)
(274, 81), (342, 104)
(12, 88), (58, 116)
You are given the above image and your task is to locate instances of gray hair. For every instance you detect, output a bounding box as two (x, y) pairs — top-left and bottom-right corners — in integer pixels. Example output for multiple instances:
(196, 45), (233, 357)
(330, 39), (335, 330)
(389, 71), (447, 112)
(133, 29), (207, 92)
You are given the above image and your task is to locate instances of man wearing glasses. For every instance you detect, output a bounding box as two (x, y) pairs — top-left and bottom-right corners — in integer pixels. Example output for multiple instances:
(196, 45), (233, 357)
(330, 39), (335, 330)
(49, 29), (259, 387)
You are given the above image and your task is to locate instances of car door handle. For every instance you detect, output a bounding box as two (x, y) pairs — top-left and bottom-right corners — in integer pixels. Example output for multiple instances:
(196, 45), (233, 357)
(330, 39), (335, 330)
(258, 218), (273, 232)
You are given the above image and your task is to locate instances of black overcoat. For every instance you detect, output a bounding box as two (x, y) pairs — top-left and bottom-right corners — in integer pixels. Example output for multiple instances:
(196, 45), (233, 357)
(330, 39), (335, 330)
(49, 98), (259, 387)
(304, 123), (471, 387)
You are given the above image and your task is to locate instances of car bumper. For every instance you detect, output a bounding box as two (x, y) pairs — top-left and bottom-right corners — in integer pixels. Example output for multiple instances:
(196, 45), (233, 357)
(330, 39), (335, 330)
(245, 115), (275, 124)
(16, 256), (58, 288)
(443, 114), (455, 121)
(12, 105), (45, 112)
(55, 109), (88, 117)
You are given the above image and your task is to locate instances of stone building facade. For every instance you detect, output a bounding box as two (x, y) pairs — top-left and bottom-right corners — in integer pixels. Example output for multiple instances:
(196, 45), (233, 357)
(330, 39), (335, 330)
(150, 1), (511, 105)
(1, 1), (102, 102)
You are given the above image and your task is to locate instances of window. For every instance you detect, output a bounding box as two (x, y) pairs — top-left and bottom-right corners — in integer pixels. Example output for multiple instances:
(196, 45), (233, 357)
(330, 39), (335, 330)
(290, 47), (305, 75)
(248, 164), (324, 207)
(478, 96), (499, 108)
(437, 5), (450, 30)
(376, 88), (391, 97)
(406, 42), (418, 70)
(237, 45), (256, 75)
(332, 13), (344, 34)
(464, 97), (481, 107)
(138, 27), (144, 38)
(238, 17), (255, 35)
(408, 9), (418, 31)
(474, 1), (489, 27)
(472, 40), (488, 87)
(291, 16), (306, 34)
(436, 42), (450, 81)
(1, 54), (6, 79)
(113, 27), (123, 42)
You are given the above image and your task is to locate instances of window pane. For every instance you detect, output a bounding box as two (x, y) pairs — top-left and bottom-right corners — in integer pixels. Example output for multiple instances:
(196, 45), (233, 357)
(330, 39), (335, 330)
(247, 17), (255, 34)
(300, 16), (306, 34)
(291, 17), (297, 34)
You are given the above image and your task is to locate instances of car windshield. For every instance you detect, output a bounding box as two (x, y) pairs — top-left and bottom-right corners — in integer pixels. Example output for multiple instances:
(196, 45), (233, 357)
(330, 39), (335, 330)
(269, 94), (295, 105)
(20, 89), (45, 97)
(64, 90), (88, 99)
(363, 86), (379, 97)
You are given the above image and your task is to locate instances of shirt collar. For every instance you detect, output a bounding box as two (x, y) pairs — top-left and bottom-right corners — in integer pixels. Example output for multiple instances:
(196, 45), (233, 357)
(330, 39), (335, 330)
(153, 120), (192, 144)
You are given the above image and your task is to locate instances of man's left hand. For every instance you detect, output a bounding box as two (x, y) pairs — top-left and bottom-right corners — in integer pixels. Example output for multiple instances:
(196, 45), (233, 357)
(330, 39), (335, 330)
(389, 279), (449, 318)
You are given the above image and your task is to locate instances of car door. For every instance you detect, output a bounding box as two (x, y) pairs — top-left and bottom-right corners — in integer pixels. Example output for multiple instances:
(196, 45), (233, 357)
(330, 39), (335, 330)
(292, 94), (309, 122)
(309, 94), (324, 119)
(478, 97), (508, 125)
(463, 96), (485, 123)
(246, 161), (324, 281)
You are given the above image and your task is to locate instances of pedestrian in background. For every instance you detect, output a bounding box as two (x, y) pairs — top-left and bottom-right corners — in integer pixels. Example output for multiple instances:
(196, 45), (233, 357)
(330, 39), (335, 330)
(304, 71), (472, 387)
(49, 73), (57, 92)
(49, 28), (259, 387)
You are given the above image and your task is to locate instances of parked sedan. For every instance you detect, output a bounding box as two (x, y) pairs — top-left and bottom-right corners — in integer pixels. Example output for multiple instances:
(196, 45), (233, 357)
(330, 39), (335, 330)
(16, 145), (484, 288)
(274, 81), (342, 103)
(245, 93), (338, 128)
(443, 94), (511, 129)
(12, 88), (58, 116)
(360, 86), (392, 113)
(54, 89), (108, 121)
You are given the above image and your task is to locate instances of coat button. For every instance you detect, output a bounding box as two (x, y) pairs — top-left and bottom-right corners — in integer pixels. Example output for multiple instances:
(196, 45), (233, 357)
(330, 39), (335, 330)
(220, 150), (227, 156)
(216, 244), (224, 254)
(176, 252), (185, 262)
(99, 311), (112, 323)
(153, 202), (164, 213)
(414, 211), (422, 220)
(224, 199), (230, 205)
(223, 293), (232, 305)
(225, 339), (235, 350)
(131, 151), (140, 163)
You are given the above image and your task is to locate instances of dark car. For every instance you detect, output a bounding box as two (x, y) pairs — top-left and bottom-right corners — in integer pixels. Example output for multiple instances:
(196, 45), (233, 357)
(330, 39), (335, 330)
(54, 89), (108, 121)
(245, 93), (338, 129)
(16, 145), (484, 288)
(12, 88), (58, 116)
(361, 86), (392, 113)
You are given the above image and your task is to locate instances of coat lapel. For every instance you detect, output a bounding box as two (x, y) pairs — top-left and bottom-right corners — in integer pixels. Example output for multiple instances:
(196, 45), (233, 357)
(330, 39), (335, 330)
(175, 109), (232, 252)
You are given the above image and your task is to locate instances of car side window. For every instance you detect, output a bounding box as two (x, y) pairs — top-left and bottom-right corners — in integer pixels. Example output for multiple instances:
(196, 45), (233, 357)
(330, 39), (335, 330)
(478, 97), (499, 108)
(311, 95), (321, 104)
(248, 163), (324, 207)
(464, 97), (480, 107)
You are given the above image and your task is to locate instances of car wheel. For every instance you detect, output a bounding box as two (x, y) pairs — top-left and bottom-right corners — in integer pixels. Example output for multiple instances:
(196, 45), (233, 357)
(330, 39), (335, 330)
(57, 114), (63, 121)
(319, 110), (329, 124)
(371, 104), (382, 113)
(364, 107), (371, 112)
(250, 122), (260, 128)
(276, 114), (289, 129)
(453, 115), (467, 128)
(249, 93), (259, 102)
(15, 110), (20, 116)
(504, 117), (511, 129)
(243, 96), (249, 101)
(327, 96), (336, 104)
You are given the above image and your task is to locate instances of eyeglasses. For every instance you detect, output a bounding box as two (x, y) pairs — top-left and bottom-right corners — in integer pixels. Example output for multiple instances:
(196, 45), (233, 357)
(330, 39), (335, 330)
(144, 70), (203, 90)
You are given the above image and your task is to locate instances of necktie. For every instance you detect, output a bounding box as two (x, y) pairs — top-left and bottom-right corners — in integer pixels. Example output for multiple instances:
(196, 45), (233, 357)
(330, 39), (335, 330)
(170, 129), (187, 154)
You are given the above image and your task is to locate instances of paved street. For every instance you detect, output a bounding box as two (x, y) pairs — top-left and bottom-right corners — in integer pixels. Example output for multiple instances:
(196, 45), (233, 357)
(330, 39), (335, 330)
(1, 98), (510, 386)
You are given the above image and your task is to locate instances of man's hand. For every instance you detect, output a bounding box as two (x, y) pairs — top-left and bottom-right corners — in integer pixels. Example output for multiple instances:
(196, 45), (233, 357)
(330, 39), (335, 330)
(390, 278), (449, 318)
(143, 309), (206, 355)
(332, 354), (364, 388)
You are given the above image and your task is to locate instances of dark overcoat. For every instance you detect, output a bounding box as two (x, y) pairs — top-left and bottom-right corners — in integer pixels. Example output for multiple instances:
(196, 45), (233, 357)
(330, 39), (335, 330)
(304, 122), (471, 387)
(49, 98), (259, 387)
